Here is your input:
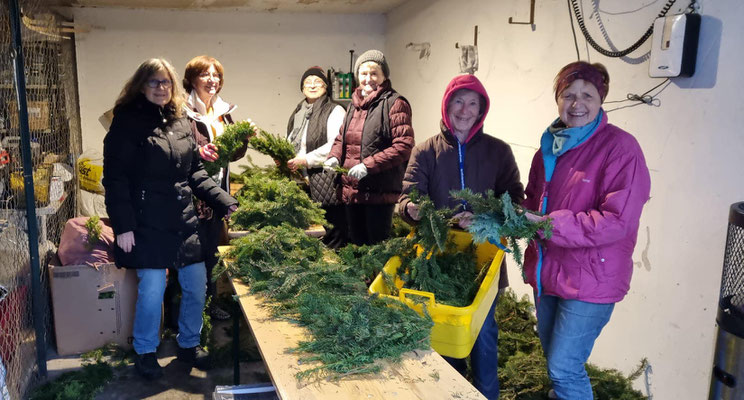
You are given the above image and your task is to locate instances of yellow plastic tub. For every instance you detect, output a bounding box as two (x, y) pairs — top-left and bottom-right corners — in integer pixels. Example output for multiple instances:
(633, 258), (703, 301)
(368, 230), (504, 358)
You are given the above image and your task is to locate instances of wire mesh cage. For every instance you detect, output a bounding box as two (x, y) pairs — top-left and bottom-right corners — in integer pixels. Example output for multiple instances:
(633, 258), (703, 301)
(717, 203), (744, 334)
(710, 202), (744, 399)
(0, 0), (81, 397)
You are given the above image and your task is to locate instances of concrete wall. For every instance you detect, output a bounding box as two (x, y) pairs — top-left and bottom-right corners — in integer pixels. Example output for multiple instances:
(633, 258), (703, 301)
(385, 0), (743, 398)
(73, 7), (385, 166)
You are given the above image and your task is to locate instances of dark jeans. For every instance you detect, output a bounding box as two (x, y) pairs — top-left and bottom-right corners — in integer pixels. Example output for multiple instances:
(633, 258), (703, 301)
(443, 291), (501, 399)
(321, 204), (348, 249)
(345, 203), (394, 246)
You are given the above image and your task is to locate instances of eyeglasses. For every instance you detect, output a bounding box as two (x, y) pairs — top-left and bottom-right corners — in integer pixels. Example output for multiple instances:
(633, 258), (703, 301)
(198, 72), (221, 81)
(146, 79), (172, 89)
(303, 79), (326, 88)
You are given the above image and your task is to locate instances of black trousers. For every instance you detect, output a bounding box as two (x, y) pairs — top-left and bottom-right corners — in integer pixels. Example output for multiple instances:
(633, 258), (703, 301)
(345, 203), (394, 246)
(199, 214), (225, 299)
(322, 204), (349, 249)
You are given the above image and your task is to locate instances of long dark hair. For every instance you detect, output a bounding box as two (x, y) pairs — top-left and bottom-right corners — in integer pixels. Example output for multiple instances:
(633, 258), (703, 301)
(114, 58), (185, 118)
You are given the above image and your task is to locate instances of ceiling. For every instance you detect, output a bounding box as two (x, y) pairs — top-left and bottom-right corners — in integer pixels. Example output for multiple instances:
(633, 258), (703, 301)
(38, 0), (410, 13)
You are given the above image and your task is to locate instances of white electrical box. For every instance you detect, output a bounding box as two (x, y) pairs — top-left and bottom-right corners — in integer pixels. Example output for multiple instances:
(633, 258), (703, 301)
(648, 13), (701, 78)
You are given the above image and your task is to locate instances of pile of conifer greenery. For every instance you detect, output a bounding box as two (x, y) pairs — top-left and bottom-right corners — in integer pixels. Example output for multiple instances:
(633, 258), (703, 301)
(220, 168), (433, 379)
(221, 166), (646, 397)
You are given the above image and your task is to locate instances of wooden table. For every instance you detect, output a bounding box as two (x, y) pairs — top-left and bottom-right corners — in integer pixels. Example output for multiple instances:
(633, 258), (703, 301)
(222, 249), (486, 400)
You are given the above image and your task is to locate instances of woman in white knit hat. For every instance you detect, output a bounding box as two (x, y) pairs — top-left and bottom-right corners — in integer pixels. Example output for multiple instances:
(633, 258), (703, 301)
(324, 50), (414, 245)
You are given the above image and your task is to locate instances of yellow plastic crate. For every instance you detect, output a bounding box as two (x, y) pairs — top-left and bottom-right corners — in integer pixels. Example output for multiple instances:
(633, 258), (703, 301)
(368, 230), (504, 358)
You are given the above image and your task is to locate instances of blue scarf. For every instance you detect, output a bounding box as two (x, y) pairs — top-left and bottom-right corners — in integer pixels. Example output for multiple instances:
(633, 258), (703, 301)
(535, 109), (603, 297)
(540, 109), (603, 185)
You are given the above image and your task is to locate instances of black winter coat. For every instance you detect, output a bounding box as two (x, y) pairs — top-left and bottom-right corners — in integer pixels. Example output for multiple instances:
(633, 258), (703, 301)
(103, 94), (237, 269)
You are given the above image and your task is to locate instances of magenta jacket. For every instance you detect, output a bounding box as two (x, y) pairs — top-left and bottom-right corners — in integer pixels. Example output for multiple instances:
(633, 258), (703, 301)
(523, 113), (651, 303)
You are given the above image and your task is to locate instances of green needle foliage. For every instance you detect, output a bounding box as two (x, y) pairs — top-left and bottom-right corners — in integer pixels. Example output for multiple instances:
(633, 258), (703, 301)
(218, 223), (324, 282)
(220, 223), (432, 380)
(28, 362), (113, 400)
(496, 290), (647, 400)
(204, 120), (257, 176)
(291, 293), (432, 379)
(452, 189), (553, 276)
(84, 215), (102, 249)
(333, 165), (349, 175)
(248, 129), (297, 178)
(231, 173), (326, 230)
(408, 189), (452, 253)
(366, 191), (483, 307)
(337, 237), (411, 283)
(402, 246), (480, 307)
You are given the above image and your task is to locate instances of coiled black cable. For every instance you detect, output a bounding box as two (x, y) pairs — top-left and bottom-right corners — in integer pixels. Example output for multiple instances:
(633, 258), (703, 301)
(569, 0), (678, 58)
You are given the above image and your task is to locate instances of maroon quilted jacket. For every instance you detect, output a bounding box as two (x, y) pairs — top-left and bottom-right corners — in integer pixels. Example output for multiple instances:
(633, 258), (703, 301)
(328, 80), (414, 204)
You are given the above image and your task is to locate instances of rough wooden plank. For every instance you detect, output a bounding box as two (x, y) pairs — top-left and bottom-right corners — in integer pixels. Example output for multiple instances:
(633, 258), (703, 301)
(230, 279), (486, 400)
(228, 224), (325, 240)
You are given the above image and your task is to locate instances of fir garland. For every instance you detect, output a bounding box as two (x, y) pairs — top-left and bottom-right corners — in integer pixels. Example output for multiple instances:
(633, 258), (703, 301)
(451, 189), (553, 276)
(220, 224), (432, 380)
(248, 129), (297, 178)
(204, 120), (257, 176)
(377, 190), (482, 307)
(230, 173), (326, 230)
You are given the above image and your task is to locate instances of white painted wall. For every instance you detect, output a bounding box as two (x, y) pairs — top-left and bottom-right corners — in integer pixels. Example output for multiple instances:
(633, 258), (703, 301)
(73, 7), (385, 167)
(71, 2), (744, 397)
(386, 0), (744, 398)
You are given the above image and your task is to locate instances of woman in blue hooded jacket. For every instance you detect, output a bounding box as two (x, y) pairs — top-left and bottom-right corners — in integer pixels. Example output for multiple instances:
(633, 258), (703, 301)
(397, 74), (523, 399)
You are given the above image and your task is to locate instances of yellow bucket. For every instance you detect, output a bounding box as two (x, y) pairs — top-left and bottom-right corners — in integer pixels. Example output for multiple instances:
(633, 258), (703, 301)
(368, 230), (504, 358)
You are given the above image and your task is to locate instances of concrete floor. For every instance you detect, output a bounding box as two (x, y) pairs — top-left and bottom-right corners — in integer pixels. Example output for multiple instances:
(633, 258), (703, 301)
(45, 318), (272, 400)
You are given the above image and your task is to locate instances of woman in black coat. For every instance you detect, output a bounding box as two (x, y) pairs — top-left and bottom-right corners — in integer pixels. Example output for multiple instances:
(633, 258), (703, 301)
(103, 58), (237, 380)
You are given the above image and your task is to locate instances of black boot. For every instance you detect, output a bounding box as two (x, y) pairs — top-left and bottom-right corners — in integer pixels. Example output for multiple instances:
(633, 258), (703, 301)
(134, 352), (163, 380)
(176, 346), (212, 370)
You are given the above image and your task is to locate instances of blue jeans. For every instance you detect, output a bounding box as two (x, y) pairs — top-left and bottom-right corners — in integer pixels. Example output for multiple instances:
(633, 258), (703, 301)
(133, 262), (207, 354)
(444, 292), (500, 399)
(536, 295), (615, 400)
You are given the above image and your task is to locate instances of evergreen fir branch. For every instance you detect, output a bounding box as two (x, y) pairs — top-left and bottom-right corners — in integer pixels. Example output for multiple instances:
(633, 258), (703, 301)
(221, 224), (431, 380)
(84, 215), (102, 249)
(408, 189), (452, 253)
(333, 165), (349, 175)
(204, 120), (257, 176)
(451, 189), (554, 277)
(230, 173), (326, 230)
(248, 129), (297, 178)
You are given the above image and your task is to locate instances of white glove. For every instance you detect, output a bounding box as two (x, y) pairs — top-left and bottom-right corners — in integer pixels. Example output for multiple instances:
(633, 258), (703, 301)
(323, 157), (339, 172)
(348, 163), (368, 180)
(117, 231), (135, 253)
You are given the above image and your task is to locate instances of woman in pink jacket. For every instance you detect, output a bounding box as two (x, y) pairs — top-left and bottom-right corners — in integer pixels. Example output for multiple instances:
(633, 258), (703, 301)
(523, 61), (651, 399)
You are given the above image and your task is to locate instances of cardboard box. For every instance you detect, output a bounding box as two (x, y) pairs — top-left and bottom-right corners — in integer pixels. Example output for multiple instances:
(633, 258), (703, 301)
(9, 100), (50, 131)
(48, 257), (137, 356)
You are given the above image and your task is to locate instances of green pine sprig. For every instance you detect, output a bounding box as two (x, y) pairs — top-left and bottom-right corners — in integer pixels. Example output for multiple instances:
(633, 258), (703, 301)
(248, 130), (297, 178)
(204, 120), (257, 176)
(451, 189), (553, 276)
(84, 216), (102, 250)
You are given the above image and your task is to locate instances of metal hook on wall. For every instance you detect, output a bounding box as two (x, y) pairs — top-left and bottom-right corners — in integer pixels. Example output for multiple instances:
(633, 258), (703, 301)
(455, 25), (478, 49)
(508, 0), (536, 25)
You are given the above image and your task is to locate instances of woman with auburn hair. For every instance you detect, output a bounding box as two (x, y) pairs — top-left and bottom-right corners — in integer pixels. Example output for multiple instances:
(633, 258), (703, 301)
(103, 58), (238, 380)
(523, 61), (650, 399)
(182, 55), (250, 320)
